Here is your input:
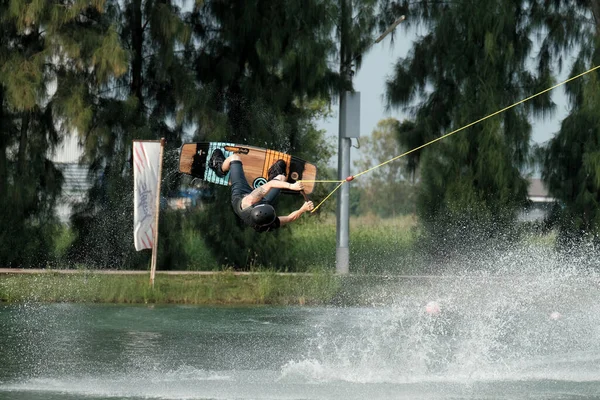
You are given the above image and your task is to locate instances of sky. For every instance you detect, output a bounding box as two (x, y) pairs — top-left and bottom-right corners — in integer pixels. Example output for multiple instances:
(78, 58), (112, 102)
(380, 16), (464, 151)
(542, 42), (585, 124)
(316, 26), (571, 169)
(52, 13), (573, 169)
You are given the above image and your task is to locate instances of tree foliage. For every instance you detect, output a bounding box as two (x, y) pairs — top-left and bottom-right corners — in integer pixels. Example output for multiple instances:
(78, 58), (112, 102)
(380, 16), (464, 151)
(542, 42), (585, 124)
(64, 0), (192, 268)
(0, 0), (343, 269)
(353, 118), (416, 217)
(539, 0), (600, 246)
(382, 0), (558, 256)
(185, 0), (341, 268)
(6, 0), (600, 269)
(0, 0), (117, 266)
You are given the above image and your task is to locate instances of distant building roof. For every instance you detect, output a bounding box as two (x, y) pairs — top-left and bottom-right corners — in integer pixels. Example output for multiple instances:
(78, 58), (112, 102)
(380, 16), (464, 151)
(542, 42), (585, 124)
(50, 133), (82, 163)
(49, 133), (87, 223)
(528, 178), (554, 203)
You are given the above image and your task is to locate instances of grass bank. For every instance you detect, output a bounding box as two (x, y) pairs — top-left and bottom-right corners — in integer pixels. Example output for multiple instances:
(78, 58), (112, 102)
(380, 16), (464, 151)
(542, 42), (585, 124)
(0, 271), (344, 305)
(168, 214), (421, 272)
(0, 215), (423, 305)
(289, 214), (422, 273)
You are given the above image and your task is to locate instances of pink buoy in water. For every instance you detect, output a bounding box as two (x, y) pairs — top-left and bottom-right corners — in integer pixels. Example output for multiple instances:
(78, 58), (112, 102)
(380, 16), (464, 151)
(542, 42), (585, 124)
(425, 301), (441, 315)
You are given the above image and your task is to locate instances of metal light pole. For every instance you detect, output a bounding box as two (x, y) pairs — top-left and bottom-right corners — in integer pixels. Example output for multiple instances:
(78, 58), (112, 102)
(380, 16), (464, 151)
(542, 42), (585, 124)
(336, 90), (351, 275)
(336, 13), (406, 275)
(336, 0), (353, 274)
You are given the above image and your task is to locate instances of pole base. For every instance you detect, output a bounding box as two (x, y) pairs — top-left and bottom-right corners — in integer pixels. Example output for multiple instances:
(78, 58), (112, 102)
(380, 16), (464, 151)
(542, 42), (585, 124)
(336, 247), (349, 274)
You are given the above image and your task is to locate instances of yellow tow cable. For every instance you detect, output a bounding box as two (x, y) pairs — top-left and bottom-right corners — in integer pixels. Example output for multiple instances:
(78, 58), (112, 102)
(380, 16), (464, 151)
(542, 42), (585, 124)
(302, 64), (600, 213)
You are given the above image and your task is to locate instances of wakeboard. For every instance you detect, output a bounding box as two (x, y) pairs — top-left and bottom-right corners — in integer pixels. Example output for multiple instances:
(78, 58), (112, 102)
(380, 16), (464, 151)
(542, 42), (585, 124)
(179, 142), (317, 195)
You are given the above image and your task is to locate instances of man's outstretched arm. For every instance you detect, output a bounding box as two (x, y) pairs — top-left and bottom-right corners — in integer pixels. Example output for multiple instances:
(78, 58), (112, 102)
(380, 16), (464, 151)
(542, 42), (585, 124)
(241, 179), (305, 209)
(279, 201), (314, 226)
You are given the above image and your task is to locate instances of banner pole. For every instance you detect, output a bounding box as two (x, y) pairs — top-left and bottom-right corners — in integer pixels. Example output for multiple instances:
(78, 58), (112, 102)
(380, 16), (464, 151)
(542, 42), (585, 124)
(150, 138), (165, 287)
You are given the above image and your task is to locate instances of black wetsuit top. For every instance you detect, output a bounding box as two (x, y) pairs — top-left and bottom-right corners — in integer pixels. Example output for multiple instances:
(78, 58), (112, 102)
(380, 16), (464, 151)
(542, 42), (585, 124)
(229, 160), (281, 232)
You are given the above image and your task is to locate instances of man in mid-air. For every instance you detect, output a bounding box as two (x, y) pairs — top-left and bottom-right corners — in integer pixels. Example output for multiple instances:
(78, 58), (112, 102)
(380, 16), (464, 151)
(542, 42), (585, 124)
(208, 149), (314, 232)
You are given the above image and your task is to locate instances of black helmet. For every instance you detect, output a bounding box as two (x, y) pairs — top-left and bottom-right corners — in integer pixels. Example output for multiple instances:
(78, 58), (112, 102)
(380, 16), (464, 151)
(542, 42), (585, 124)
(251, 204), (276, 226)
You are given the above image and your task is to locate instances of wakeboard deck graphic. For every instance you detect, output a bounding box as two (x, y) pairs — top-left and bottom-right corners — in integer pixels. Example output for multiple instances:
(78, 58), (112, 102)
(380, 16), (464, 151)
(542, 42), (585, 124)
(178, 142), (317, 195)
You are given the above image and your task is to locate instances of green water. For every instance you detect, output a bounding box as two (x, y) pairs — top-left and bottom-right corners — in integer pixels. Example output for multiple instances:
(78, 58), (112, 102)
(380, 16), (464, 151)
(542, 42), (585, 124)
(1, 270), (600, 399)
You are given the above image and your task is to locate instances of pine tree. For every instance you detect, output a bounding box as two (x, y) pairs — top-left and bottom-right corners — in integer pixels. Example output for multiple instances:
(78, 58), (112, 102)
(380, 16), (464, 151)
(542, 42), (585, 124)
(0, 0), (122, 266)
(539, 0), (600, 247)
(65, 0), (194, 268)
(353, 118), (416, 217)
(185, 0), (342, 268)
(383, 0), (556, 258)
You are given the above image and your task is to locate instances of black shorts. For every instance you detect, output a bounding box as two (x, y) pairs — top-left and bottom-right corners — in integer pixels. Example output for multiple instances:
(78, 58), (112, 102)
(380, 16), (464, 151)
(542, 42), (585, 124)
(229, 161), (253, 208)
(230, 160), (280, 211)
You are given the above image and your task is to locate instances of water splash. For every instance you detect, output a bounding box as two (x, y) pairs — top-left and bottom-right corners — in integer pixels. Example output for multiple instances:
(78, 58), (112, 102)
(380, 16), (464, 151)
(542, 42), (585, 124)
(283, 242), (600, 387)
(3, 243), (600, 399)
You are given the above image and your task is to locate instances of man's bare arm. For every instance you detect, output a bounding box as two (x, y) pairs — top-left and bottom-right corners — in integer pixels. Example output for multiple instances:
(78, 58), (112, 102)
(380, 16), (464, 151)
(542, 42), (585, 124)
(242, 185), (268, 208)
(241, 179), (306, 209)
(279, 201), (314, 226)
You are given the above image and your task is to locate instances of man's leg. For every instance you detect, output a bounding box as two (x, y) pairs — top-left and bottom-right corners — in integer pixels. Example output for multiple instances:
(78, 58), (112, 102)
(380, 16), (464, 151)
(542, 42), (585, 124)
(262, 175), (284, 204)
(221, 154), (239, 173)
(226, 155), (254, 204)
(208, 150), (244, 176)
(210, 150), (284, 204)
(263, 160), (287, 204)
(208, 150), (252, 203)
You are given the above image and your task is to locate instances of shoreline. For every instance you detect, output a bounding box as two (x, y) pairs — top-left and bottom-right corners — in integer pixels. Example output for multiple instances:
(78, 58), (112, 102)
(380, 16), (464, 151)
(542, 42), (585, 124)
(0, 268), (311, 276)
(2, 268), (598, 305)
(0, 270), (343, 305)
(2, 268), (598, 279)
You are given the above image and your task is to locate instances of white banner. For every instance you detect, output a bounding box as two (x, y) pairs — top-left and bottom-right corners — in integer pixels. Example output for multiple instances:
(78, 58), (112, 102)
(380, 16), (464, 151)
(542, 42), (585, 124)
(133, 140), (163, 251)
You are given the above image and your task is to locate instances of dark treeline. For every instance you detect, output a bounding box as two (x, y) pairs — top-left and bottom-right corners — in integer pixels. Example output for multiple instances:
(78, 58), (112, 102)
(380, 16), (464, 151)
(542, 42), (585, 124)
(0, 0), (599, 270)
(377, 0), (600, 258)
